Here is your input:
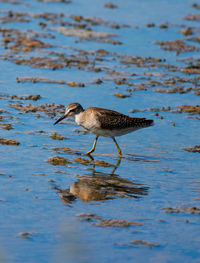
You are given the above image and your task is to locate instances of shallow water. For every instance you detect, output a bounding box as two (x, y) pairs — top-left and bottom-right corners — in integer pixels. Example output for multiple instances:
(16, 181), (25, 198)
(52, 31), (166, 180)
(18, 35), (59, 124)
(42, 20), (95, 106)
(0, 0), (200, 262)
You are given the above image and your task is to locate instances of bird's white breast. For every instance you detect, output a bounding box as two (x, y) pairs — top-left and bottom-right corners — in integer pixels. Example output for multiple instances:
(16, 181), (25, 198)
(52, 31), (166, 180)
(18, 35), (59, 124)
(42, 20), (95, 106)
(75, 111), (100, 131)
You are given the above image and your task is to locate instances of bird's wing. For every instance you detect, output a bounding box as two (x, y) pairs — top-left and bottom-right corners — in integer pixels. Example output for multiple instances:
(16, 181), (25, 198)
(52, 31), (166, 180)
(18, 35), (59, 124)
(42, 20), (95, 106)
(94, 108), (149, 130)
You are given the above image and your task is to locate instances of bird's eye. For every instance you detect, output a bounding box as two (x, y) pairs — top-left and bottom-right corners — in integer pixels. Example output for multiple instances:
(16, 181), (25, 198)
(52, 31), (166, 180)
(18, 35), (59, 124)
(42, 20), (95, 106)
(70, 108), (75, 113)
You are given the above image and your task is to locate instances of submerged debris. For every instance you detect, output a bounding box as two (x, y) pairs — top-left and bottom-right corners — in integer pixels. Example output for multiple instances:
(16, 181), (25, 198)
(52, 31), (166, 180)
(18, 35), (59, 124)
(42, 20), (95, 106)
(37, 0), (71, 3)
(178, 105), (200, 114)
(0, 138), (20, 145)
(129, 105), (200, 116)
(16, 77), (85, 87)
(75, 213), (142, 228)
(53, 146), (75, 153)
(16, 232), (37, 239)
(47, 155), (72, 165)
(183, 145), (200, 153)
(156, 40), (198, 54)
(94, 160), (115, 167)
(0, 93), (41, 101)
(154, 87), (193, 94)
(0, 123), (13, 130)
(24, 95), (41, 101)
(184, 14), (200, 21)
(163, 206), (200, 215)
(180, 27), (193, 36)
(104, 3), (118, 9)
(54, 27), (121, 44)
(75, 157), (115, 167)
(51, 132), (67, 140)
(114, 92), (130, 98)
(127, 240), (160, 249)
(192, 3), (200, 9)
(91, 219), (141, 227)
(9, 103), (65, 117)
(0, 11), (30, 24)
(181, 61), (200, 74)
(75, 157), (92, 166)
(12, 57), (64, 70)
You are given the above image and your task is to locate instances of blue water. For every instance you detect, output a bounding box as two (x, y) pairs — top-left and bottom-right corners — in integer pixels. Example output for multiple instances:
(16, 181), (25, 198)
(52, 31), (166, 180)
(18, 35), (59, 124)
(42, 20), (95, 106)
(0, 0), (200, 262)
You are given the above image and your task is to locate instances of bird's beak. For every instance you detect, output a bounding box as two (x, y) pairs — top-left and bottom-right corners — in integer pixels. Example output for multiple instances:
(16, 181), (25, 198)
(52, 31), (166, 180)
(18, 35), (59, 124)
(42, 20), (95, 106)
(54, 114), (68, 125)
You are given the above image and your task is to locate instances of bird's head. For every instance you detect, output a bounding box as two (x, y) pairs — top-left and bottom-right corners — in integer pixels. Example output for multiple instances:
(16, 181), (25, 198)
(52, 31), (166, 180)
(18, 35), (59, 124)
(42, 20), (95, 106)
(54, 103), (83, 125)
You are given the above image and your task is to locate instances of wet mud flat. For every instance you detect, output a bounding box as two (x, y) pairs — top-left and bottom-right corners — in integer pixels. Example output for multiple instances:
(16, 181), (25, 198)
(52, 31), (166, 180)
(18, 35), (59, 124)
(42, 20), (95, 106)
(0, 0), (200, 262)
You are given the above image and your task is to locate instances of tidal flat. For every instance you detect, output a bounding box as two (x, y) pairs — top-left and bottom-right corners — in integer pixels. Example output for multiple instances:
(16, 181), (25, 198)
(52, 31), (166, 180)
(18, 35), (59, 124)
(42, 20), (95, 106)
(0, 0), (200, 262)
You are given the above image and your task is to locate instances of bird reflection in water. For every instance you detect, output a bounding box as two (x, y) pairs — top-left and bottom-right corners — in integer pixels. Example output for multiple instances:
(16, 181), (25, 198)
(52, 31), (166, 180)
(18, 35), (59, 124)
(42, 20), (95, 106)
(53, 157), (149, 203)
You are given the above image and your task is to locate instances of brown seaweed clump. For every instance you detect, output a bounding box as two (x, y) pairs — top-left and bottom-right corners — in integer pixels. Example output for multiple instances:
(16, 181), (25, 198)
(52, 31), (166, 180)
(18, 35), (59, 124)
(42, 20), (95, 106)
(16, 231), (37, 239)
(181, 60), (200, 74)
(156, 40), (198, 55)
(127, 240), (160, 249)
(51, 132), (67, 140)
(11, 57), (64, 70)
(9, 103), (65, 117)
(184, 14), (200, 21)
(114, 92), (130, 98)
(54, 27), (121, 45)
(75, 213), (142, 228)
(178, 105), (200, 114)
(163, 206), (200, 215)
(0, 138), (20, 145)
(183, 145), (200, 153)
(192, 3), (200, 9)
(47, 155), (72, 165)
(0, 123), (13, 130)
(154, 87), (193, 94)
(75, 157), (115, 167)
(16, 77), (85, 87)
(104, 3), (118, 9)
(180, 27), (193, 36)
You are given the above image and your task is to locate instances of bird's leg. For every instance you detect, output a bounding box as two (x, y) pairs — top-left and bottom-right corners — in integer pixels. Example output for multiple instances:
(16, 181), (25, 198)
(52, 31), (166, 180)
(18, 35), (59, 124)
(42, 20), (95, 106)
(112, 137), (122, 156)
(111, 155), (122, 175)
(85, 136), (99, 155)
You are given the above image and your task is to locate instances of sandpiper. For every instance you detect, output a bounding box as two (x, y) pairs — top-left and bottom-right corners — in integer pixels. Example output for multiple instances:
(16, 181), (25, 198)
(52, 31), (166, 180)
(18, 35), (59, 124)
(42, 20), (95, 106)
(54, 103), (154, 156)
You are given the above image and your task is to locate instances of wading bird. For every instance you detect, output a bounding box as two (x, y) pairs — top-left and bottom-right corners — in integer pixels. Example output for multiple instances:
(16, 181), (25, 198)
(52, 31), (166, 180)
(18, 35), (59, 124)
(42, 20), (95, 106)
(54, 103), (154, 156)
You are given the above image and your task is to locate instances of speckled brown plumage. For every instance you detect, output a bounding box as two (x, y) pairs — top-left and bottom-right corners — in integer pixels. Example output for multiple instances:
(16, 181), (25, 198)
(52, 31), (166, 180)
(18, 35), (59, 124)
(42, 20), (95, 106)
(91, 107), (153, 130)
(54, 103), (154, 156)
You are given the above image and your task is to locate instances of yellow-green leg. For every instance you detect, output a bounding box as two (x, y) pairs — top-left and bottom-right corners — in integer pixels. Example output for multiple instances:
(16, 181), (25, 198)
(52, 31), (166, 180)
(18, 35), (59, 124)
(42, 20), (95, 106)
(112, 137), (122, 156)
(85, 136), (99, 155)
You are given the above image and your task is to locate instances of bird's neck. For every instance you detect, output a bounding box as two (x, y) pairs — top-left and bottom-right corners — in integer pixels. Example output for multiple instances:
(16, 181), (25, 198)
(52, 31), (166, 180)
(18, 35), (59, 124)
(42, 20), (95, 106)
(75, 110), (85, 126)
